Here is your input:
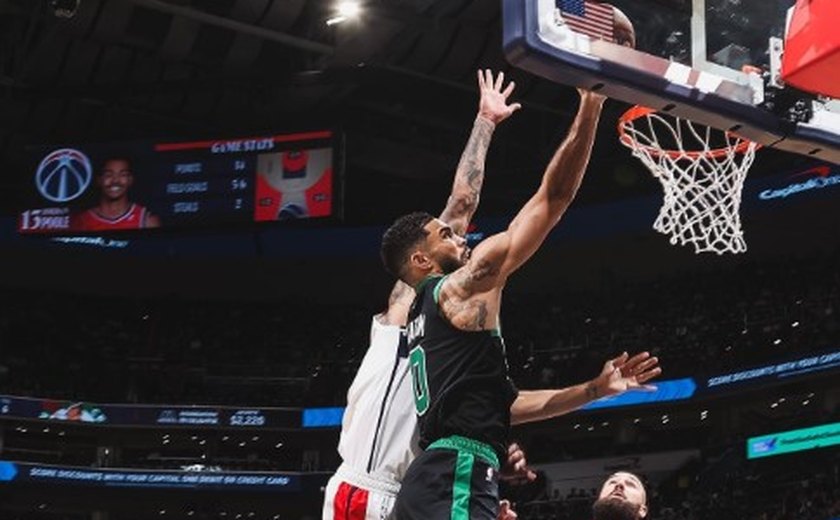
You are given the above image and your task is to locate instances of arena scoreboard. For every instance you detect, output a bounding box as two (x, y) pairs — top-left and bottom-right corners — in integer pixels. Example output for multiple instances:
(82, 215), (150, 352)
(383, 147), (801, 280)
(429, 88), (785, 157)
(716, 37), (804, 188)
(18, 130), (338, 234)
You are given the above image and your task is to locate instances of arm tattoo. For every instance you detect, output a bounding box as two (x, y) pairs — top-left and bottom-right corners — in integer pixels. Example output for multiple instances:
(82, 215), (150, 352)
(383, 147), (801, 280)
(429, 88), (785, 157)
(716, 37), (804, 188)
(440, 117), (495, 232)
(452, 259), (497, 293)
(473, 301), (488, 329)
(441, 296), (490, 331)
(442, 261), (496, 330)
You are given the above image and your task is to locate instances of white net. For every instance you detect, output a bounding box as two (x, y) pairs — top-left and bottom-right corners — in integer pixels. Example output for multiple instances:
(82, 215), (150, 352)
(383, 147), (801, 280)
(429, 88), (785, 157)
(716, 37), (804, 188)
(618, 107), (759, 255)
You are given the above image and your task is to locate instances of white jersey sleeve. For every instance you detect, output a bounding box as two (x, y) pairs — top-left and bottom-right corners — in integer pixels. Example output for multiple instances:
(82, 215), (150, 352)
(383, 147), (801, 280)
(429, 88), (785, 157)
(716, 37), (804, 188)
(336, 316), (420, 483)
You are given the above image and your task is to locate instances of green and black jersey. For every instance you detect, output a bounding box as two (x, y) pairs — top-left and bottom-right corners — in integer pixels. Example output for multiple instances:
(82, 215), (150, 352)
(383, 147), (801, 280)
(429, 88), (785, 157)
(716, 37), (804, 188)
(405, 275), (519, 461)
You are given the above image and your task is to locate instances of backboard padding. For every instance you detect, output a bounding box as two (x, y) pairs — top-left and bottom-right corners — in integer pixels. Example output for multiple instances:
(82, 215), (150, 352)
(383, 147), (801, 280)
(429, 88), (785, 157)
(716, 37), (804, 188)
(503, 0), (840, 164)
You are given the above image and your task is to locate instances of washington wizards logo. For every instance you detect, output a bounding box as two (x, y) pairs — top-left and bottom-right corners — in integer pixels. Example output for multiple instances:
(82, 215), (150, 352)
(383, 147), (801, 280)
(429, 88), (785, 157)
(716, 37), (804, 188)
(35, 148), (92, 203)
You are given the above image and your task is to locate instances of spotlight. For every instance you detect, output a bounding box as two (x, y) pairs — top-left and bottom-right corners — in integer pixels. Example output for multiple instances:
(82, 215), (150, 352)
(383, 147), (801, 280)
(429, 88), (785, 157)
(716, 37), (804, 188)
(326, 0), (362, 25)
(337, 0), (361, 18)
(50, 0), (80, 18)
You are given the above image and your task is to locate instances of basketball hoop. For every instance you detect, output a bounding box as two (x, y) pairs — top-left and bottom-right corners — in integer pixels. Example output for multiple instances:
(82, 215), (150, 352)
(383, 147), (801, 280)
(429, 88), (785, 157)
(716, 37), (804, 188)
(617, 105), (760, 255)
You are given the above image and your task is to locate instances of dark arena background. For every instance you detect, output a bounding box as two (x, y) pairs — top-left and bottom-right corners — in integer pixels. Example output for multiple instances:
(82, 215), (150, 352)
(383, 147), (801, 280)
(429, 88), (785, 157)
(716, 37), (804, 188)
(1, 1), (839, 519)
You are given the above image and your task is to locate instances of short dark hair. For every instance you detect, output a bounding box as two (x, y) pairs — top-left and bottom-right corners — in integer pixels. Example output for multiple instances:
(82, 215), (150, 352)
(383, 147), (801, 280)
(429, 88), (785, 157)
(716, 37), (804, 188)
(381, 211), (435, 279)
(98, 156), (133, 175)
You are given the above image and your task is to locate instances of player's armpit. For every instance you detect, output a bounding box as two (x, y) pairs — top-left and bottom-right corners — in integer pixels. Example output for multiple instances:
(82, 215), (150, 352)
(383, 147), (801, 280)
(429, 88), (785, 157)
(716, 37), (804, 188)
(445, 232), (511, 297)
(441, 195), (560, 299)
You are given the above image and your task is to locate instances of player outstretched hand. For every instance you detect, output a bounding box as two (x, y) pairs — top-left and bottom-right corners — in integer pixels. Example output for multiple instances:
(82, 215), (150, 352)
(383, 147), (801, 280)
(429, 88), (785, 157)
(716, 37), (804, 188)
(595, 351), (662, 397)
(577, 86), (608, 104)
(477, 69), (522, 125)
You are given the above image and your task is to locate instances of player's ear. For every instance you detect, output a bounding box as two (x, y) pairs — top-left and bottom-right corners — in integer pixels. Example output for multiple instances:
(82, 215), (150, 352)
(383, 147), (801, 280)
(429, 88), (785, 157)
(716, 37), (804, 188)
(638, 504), (648, 518)
(409, 250), (432, 272)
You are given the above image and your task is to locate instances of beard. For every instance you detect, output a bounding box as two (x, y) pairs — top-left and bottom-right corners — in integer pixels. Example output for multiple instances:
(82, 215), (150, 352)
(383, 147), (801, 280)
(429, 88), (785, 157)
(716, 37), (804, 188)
(438, 254), (464, 274)
(592, 497), (642, 520)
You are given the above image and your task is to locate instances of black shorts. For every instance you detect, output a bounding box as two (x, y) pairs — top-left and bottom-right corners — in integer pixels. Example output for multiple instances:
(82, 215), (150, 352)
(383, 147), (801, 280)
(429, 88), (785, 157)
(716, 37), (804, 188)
(395, 435), (500, 520)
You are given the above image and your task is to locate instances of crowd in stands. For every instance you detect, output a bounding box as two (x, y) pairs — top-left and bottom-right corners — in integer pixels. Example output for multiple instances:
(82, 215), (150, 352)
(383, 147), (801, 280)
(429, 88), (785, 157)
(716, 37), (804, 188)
(1, 249), (837, 408)
(503, 250), (840, 392)
(1, 246), (838, 518)
(0, 291), (372, 406)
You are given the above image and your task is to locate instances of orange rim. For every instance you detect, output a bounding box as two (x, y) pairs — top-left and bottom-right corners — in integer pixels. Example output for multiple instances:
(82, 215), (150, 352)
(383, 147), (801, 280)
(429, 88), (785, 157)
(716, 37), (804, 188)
(617, 105), (759, 160)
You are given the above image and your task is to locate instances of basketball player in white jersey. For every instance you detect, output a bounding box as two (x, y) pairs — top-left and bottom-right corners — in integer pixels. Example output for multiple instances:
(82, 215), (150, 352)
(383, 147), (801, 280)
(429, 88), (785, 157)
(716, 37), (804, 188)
(323, 71), (661, 520)
(323, 69), (522, 520)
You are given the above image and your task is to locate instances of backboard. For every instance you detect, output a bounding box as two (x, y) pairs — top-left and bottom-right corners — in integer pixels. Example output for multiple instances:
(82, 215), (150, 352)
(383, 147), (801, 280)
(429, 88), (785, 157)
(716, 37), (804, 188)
(503, 0), (840, 164)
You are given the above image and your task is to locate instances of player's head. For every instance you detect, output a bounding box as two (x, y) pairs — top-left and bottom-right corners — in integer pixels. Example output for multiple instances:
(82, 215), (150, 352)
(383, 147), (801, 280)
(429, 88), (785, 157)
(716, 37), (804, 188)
(97, 157), (134, 202)
(611, 5), (636, 48)
(381, 212), (469, 285)
(593, 472), (648, 520)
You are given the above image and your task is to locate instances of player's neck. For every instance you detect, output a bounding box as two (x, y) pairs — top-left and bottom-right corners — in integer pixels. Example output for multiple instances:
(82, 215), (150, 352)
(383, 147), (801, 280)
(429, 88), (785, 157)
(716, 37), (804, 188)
(97, 198), (132, 218)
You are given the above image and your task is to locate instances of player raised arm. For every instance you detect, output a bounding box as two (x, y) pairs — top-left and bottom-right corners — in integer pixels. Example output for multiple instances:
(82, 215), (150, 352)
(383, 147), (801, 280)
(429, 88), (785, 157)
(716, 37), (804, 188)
(440, 69), (521, 236)
(511, 351), (661, 425)
(439, 89), (604, 326)
(380, 70), (521, 324)
(497, 89), (604, 277)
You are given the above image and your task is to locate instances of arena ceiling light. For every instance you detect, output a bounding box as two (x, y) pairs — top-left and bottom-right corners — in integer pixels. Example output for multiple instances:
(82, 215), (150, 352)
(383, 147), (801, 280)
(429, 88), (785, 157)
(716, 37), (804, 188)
(326, 0), (362, 26)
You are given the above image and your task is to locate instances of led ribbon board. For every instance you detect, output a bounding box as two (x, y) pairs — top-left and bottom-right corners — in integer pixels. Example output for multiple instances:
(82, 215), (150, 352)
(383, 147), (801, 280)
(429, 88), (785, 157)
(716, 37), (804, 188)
(582, 378), (697, 411)
(706, 349), (840, 390)
(0, 461), (300, 491)
(747, 421), (840, 459)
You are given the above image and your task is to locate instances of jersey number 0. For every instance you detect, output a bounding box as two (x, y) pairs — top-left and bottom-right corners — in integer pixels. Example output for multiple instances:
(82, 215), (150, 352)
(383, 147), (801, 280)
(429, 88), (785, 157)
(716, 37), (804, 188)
(408, 346), (430, 415)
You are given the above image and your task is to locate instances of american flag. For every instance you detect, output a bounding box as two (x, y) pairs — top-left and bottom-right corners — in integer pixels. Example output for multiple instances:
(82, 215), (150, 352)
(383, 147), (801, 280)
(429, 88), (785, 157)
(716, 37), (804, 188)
(556, 0), (615, 43)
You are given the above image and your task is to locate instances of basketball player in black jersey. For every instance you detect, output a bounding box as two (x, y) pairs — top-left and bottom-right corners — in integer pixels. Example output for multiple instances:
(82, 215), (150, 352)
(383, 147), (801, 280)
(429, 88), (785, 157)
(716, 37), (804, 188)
(382, 88), (657, 519)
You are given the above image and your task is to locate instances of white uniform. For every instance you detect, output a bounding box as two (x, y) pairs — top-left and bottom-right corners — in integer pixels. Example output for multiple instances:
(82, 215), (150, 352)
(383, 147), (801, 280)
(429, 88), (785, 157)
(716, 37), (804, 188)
(322, 316), (420, 520)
